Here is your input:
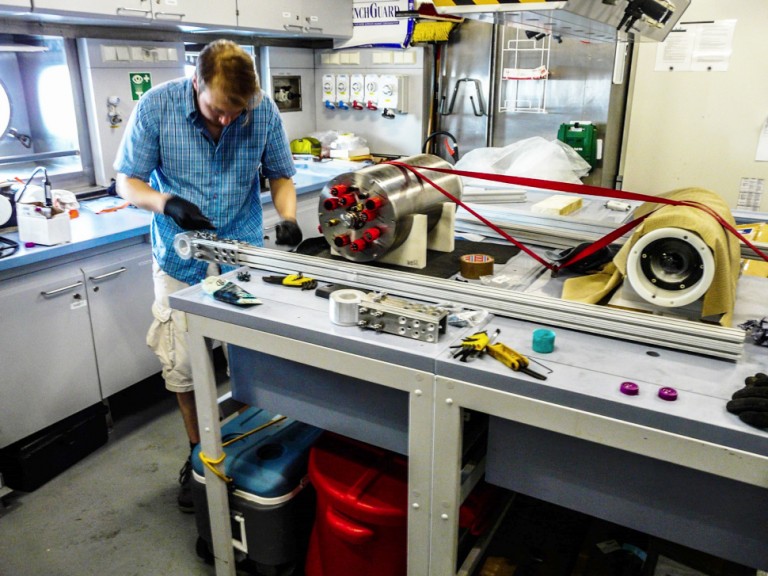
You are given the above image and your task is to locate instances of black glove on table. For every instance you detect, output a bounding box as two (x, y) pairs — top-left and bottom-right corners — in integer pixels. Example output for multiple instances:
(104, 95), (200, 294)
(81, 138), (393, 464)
(726, 373), (768, 429)
(164, 195), (215, 230)
(275, 219), (303, 246)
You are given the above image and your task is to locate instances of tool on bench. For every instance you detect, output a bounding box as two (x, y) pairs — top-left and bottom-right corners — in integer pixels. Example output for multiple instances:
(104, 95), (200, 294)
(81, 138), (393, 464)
(451, 328), (549, 380)
(486, 342), (548, 381)
(262, 272), (317, 290)
(450, 329), (499, 362)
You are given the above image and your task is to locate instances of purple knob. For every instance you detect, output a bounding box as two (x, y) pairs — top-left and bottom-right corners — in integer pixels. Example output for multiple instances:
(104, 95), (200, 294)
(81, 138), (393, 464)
(620, 382), (639, 396)
(658, 387), (678, 401)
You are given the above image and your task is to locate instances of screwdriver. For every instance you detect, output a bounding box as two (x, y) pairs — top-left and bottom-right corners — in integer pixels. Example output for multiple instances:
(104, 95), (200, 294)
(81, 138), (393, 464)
(486, 342), (548, 381)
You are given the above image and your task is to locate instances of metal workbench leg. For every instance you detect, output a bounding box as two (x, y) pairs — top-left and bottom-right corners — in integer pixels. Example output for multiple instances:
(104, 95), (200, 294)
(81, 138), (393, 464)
(407, 374), (435, 576)
(429, 376), (465, 576)
(188, 317), (235, 576)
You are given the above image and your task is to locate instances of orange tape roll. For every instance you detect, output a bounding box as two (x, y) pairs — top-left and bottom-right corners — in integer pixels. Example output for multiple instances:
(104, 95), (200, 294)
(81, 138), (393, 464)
(459, 253), (495, 279)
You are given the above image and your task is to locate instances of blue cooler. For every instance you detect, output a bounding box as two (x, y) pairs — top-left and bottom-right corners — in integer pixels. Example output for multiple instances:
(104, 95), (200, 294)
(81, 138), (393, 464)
(191, 407), (323, 575)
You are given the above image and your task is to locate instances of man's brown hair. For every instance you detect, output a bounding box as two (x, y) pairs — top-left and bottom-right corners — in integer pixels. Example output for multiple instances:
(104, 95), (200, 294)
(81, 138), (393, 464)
(196, 39), (261, 111)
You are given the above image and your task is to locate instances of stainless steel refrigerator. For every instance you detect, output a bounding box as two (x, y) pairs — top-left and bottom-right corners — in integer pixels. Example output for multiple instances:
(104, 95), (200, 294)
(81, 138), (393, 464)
(432, 17), (631, 188)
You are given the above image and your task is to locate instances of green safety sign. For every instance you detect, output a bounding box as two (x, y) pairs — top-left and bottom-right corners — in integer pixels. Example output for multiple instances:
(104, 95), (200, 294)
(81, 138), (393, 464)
(129, 72), (152, 100)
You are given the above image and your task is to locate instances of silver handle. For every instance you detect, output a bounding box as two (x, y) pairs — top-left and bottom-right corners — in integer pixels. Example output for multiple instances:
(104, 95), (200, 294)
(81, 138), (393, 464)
(116, 7), (152, 16)
(231, 513), (248, 554)
(304, 15), (321, 33)
(41, 281), (83, 297)
(88, 267), (127, 281)
(283, 24), (305, 31)
(154, 11), (185, 20)
(613, 40), (628, 85)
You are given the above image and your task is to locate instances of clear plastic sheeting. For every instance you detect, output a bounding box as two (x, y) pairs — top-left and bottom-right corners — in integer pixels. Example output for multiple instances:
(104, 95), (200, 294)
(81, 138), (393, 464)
(454, 137), (591, 188)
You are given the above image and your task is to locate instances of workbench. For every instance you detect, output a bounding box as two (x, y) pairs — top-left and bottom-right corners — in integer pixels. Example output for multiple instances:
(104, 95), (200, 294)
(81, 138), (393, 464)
(168, 266), (768, 576)
(169, 269), (476, 576)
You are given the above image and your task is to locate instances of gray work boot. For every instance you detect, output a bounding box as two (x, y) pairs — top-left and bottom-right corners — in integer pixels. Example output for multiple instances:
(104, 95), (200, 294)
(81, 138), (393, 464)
(177, 457), (194, 513)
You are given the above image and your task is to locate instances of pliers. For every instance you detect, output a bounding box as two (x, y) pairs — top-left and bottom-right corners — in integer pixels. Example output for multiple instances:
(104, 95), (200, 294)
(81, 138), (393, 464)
(262, 272), (317, 290)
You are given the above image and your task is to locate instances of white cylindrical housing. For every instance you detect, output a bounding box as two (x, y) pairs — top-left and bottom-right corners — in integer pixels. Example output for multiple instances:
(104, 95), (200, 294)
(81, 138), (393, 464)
(625, 227), (715, 308)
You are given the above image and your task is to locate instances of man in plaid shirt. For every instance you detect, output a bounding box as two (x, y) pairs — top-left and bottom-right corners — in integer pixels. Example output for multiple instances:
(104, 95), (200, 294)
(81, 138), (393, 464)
(115, 39), (302, 511)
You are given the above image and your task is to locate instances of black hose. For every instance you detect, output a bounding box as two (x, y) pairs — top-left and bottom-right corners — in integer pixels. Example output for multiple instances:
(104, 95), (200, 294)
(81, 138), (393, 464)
(421, 130), (459, 162)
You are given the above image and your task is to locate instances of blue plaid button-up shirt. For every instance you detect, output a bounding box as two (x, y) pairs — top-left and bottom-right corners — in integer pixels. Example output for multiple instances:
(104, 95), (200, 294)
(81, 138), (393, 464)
(114, 77), (296, 285)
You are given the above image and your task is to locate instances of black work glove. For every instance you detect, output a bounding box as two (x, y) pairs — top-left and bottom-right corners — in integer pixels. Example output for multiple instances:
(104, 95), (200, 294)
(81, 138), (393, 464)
(275, 219), (302, 246)
(726, 373), (768, 429)
(163, 195), (215, 230)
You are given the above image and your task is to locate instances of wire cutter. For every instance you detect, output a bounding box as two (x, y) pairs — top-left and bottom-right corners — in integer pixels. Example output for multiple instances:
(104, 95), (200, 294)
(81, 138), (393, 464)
(262, 272), (317, 290)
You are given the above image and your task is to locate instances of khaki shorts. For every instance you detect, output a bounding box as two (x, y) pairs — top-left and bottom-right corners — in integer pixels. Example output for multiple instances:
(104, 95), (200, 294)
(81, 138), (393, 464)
(147, 260), (220, 394)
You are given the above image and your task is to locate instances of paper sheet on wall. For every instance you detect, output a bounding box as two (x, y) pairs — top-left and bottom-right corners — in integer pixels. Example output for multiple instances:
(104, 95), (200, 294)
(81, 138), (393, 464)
(737, 177), (764, 212)
(756, 117), (768, 162)
(655, 20), (736, 72)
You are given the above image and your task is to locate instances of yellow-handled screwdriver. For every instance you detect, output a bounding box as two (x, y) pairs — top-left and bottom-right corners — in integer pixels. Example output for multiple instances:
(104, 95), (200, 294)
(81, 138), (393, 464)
(486, 342), (548, 380)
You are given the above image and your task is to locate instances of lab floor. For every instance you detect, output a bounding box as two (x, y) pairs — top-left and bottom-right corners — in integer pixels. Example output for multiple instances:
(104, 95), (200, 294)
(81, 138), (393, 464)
(0, 374), (232, 576)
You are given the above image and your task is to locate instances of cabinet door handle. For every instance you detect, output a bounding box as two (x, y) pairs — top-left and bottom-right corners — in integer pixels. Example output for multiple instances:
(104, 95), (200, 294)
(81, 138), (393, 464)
(304, 15), (321, 32)
(88, 267), (127, 282)
(116, 7), (152, 16)
(154, 11), (185, 20)
(41, 281), (83, 297)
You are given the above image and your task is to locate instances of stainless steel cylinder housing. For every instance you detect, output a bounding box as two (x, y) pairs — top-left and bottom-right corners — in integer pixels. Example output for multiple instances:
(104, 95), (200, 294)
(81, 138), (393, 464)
(317, 154), (463, 262)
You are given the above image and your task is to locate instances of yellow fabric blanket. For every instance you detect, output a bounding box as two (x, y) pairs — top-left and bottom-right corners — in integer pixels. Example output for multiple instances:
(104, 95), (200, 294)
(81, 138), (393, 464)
(562, 188), (741, 326)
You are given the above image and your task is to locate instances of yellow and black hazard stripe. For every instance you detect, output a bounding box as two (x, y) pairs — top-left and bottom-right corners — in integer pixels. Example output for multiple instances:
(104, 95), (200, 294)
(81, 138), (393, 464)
(433, 0), (565, 7)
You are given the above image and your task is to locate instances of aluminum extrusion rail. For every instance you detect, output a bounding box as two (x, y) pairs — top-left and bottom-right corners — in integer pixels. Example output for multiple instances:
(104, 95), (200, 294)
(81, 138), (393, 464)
(454, 207), (623, 250)
(742, 241), (768, 261)
(179, 235), (745, 360)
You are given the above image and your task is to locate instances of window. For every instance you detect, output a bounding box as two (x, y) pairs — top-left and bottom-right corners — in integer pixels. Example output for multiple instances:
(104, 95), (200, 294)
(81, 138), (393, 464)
(0, 36), (90, 191)
(0, 81), (10, 137)
(184, 43), (256, 78)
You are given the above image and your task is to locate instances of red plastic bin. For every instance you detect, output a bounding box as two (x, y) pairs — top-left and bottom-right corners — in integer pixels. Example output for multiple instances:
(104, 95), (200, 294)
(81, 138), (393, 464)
(305, 433), (409, 576)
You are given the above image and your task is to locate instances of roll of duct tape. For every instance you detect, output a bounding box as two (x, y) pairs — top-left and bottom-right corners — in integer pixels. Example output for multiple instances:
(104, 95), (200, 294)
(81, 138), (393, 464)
(329, 289), (366, 326)
(459, 253), (495, 279)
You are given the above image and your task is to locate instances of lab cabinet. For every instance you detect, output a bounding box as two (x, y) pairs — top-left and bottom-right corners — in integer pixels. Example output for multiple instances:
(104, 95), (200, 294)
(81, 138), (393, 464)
(237, 0), (352, 38)
(237, 0), (303, 33)
(0, 0), (30, 10)
(152, 0), (237, 27)
(301, 1), (353, 39)
(33, 0), (155, 20)
(0, 264), (101, 448)
(0, 240), (158, 449)
(33, 0), (238, 27)
(81, 243), (159, 399)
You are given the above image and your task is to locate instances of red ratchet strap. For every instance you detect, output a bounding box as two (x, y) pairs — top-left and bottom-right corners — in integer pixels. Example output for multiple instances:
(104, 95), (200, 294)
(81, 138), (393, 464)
(385, 162), (768, 271)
